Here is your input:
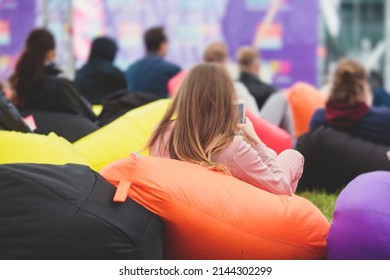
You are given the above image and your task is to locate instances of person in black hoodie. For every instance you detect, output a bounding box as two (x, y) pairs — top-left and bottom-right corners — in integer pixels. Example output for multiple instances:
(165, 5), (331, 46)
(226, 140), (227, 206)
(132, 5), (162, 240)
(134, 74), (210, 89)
(75, 37), (127, 104)
(236, 46), (276, 109)
(9, 28), (96, 121)
(0, 82), (31, 132)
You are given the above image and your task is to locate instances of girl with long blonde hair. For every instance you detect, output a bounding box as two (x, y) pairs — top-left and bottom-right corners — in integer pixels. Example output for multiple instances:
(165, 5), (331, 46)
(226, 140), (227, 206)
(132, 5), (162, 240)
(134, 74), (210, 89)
(148, 63), (303, 195)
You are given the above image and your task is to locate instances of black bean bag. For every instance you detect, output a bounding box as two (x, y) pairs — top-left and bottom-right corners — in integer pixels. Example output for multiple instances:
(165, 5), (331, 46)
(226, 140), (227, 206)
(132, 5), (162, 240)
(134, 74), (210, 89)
(0, 163), (163, 260)
(98, 90), (161, 126)
(19, 110), (99, 142)
(296, 126), (390, 192)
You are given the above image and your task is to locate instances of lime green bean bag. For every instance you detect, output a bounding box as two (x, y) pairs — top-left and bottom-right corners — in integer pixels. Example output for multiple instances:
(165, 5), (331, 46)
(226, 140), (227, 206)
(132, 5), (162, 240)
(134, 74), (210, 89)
(0, 131), (87, 165)
(74, 99), (170, 171)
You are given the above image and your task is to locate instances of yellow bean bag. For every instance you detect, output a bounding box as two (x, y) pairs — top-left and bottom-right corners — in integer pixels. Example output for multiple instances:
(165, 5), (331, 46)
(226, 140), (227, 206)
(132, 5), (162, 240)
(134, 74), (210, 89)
(74, 99), (170, 171)
(0, 131), (87, 165)
(101, 156), (329, 260)
(92, 105), (103, 116)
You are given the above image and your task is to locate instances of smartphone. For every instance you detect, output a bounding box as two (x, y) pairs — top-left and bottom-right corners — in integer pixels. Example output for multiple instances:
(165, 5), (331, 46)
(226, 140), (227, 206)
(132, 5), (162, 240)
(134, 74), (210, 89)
(235, 99), (245, 124)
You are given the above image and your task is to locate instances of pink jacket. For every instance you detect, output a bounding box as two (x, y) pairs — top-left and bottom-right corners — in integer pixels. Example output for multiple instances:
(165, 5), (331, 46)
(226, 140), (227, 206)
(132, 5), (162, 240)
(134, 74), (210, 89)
(150, 125), (304, 196)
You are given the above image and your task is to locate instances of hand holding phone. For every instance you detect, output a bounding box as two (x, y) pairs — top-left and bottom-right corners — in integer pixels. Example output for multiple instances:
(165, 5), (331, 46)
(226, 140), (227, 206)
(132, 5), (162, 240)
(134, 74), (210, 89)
(236, 99), (245, 124)
(237, 117), (261, 147)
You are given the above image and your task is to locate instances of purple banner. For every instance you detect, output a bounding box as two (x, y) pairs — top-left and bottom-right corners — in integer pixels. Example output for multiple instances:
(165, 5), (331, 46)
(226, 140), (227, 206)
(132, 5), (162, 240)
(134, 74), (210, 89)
(0, 0), (36, 82)
(0, 0), (319, 89)
(75, 0), (318, 88)
(222, 0), (318, 88)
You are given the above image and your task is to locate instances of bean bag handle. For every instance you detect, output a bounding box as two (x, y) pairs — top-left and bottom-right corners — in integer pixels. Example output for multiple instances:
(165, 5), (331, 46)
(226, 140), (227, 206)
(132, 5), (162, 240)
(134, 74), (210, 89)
(113, 180), (132, 202)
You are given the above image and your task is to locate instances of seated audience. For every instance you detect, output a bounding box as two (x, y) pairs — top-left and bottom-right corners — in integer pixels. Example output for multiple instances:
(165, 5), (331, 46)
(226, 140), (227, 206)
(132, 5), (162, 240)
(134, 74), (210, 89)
(125, 26), (181, 98)
(260, 90), (295, 139)
(148, 63), (303, 196)
(75, 36), (127, 104)
(168, 41), (260, 116)
(236, 46), (276, 109)
(9, 28), (95, 121)
(203, 42), (260, 115)
(310, 59), (390, 145)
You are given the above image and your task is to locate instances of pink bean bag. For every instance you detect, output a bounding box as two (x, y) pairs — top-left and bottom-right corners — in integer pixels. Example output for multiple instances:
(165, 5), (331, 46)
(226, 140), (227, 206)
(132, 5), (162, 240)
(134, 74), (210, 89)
(246, 109), (293, 154)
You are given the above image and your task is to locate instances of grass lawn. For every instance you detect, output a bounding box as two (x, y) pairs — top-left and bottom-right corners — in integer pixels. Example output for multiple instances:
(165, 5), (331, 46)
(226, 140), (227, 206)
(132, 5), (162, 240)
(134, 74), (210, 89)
(299, 190), (340, 222)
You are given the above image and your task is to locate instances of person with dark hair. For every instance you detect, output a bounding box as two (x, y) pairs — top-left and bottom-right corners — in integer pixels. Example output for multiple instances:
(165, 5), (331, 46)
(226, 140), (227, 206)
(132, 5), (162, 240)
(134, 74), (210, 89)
(310, 59), (390, 145)
(75, 37), (127, 104)
(125, 26), (181, 98)
(236, 46), (276, 109)
(9, 28), (96, 121)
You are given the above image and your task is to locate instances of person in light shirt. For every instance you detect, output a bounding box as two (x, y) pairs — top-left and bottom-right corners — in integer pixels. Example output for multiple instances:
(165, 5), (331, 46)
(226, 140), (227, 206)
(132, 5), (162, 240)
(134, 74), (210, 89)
(148, 63), (304, 195)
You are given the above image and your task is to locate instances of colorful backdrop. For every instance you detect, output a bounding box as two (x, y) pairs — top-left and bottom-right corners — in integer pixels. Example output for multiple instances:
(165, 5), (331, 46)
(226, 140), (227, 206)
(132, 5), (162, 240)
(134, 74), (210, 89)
(0, 0), (318, 89)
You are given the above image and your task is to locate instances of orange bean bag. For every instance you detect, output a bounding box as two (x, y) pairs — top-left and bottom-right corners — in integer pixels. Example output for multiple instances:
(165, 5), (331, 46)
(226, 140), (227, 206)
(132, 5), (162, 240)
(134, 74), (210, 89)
(100, 156), (329, 260)
(286, 82), (325, 138)
(246, 109), (293, 154)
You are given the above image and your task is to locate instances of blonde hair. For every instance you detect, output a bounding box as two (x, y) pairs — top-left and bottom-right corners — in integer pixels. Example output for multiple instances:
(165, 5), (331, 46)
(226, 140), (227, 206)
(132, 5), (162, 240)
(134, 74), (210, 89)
(329, 59), (368, 105)
(236, 46), (259, 71)
(147, 63), (237, 173)
(203, 42), (228, 63)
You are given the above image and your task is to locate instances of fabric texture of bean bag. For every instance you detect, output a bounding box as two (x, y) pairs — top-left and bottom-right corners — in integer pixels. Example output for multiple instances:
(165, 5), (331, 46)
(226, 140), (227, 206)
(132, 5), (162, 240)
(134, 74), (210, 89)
(100, 156), (329, 260)
(0, 131), (87, 166)
(19, 109), (99, 143)
(0, 163), (163, 260)
(327, 171), (390, 260)
(246, 109), (293, 154)
(74, 99), (170, 171)
(296, 126), (390, 192)
(286, 82), (325, 138)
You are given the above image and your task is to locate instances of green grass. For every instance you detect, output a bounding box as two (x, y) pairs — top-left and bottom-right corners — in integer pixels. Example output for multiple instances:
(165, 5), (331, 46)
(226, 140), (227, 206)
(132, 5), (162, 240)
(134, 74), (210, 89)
(299, 190), (340, 222)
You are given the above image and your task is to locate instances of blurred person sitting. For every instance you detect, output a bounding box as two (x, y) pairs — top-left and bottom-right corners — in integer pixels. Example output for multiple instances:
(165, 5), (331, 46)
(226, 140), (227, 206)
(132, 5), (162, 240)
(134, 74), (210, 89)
(236, 46), (276, 109)
(168, 42), (294, 137)
(369, 70), (390, 108)
(205, 42), (293, 136)
(0, 82), (31, 132)
(202, 42), (260, 115)
(310, 59), (390, 145)
(148, 63), (303, 196)
(168, 41), (261, 116)
(9, 28), (95, 121)
(125, 26), (181, 98)
(75, 36), (127, 104)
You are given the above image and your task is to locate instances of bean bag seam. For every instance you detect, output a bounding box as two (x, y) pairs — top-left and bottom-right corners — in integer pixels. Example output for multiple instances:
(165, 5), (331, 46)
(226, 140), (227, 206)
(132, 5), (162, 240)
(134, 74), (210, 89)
(135, 214), (163, 258)
(21, 168), (99, 259)
(43, 173), (138, 252)
(135, 184), (324, 250)
(1, 167), (137, 255)
(0, 167), (95, 209)
(334, 209), (390, 218)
